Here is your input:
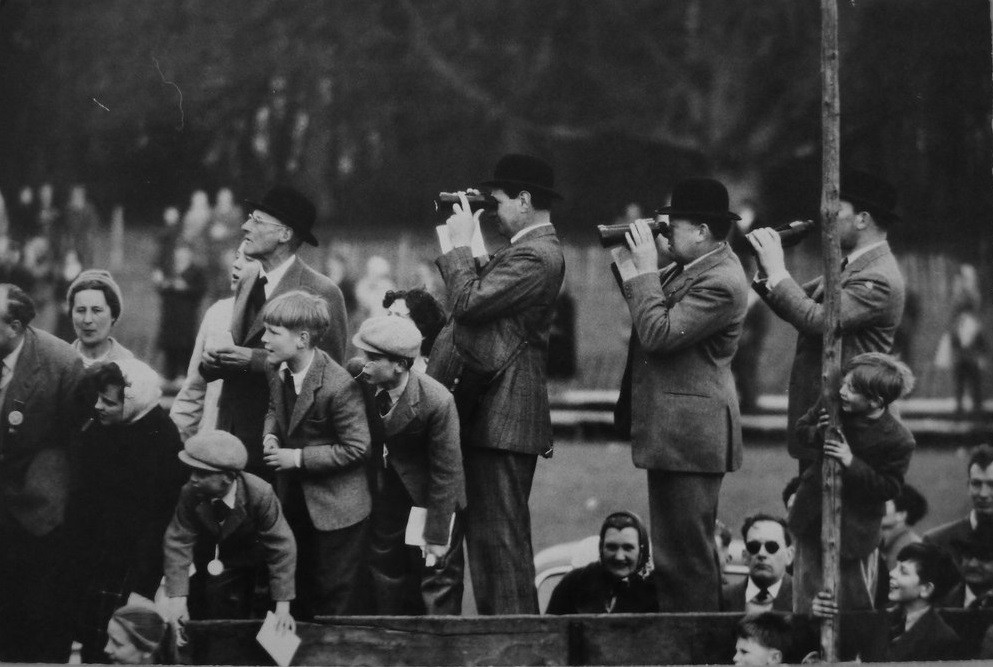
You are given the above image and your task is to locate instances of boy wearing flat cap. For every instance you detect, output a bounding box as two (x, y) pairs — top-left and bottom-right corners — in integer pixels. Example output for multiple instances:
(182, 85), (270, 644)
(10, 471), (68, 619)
(354, 315), (466, 615)
(162, 430), (297, 636)
(261, 290), (372, 617)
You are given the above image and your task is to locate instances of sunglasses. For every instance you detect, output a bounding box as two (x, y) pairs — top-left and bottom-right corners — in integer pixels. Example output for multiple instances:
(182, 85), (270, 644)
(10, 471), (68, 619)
(746, 540), (782, 555)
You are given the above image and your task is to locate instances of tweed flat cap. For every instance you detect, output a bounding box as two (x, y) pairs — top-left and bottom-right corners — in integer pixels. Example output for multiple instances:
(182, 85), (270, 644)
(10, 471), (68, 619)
(178, 430), (247, 472)
(352, 315), (422, 360)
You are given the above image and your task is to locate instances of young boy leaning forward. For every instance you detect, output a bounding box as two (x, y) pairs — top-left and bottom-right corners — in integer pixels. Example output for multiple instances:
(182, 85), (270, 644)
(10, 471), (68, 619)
(788, 352), (915, 613)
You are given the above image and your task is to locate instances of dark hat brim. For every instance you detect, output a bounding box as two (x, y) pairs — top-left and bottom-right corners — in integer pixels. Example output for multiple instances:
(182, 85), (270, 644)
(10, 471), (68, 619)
(655, 206), (741, 222)
(244, 199), (319, 246)
(477, 179), (563, 201)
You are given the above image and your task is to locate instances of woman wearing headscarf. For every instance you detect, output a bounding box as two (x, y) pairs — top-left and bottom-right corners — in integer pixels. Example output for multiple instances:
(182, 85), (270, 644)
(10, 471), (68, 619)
(66, 269), (133, 367)
(545, 511), (658, 614)
(104, 605), (177, 664)
(71, 359), (187, 663)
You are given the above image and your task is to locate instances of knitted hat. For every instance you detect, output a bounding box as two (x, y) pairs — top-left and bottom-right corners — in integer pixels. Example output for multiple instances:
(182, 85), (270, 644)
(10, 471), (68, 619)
(178, 430), (247, 472)
(352, 315), (422, 360)
(67, 269), (124, 320)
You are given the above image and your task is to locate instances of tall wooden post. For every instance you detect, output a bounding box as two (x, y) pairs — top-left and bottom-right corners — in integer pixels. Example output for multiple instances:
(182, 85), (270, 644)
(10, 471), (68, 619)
(820, 0), (843, 661)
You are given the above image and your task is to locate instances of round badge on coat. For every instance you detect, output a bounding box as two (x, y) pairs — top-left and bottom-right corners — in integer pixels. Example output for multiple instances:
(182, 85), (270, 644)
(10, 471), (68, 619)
(207, 559), (225, 576)
(8, 411), (23, 427)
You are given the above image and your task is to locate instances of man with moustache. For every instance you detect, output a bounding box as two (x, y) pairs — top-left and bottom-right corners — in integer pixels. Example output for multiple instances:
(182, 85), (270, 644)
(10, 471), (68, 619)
(722, 514), (794, 613)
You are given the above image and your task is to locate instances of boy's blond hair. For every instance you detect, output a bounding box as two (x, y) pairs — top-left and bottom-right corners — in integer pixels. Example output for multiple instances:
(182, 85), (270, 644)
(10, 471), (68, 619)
(262, 289), (331, 345)
(844, 352), (915, 407)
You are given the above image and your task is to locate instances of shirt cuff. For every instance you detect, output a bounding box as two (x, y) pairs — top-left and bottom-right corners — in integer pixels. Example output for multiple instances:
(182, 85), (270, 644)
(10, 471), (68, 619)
(295, 450), (303, 468)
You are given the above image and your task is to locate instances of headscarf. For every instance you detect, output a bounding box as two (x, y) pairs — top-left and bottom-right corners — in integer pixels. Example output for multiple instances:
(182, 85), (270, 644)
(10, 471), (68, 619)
(599, 510), (654, 579)
(114, 359), (163, 423)
(110, 605), (169, 656)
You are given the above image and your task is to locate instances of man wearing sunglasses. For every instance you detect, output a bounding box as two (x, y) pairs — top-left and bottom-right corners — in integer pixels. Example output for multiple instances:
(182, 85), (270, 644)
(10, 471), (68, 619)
(723, 514), (794, 613)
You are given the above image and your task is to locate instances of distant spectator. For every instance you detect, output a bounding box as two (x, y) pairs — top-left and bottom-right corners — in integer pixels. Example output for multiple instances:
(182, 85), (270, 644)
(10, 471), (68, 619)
(546, 511), (658, 615)
(205, 188), (243, 299)
(208, 188), (242, 245)
(104, 605), (177, 665)
(155, 207), (182, 276)
(950, 303), (987, 417)
(0, 237), (34, 293)
(925, 443), (993, 567)
(723, 514), (793, 613)
(939, 527), (993, 609)
(36, 183), (59, 243)
(155, 245), (207, 384)
(10, 186), (37, 243)
(880, 484), (928, 572)
(66, 269), (134, 368)
(950, 263), (982, 315)
(732, 612), (791, 665)
(64, 184), (99, 267)
(789, 352), (915, 613)
(383, 287), (447, 372)
(181, 190), (212, 244)
(355, 255), (395, 319)
(325, 249), (357, 315)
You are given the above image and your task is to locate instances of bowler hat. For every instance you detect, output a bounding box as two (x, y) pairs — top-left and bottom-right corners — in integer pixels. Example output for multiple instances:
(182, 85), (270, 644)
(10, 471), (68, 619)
(245, 186), (319, 246)
(353, 315), (422, 360)
(840, 170), (900, 224)
(478, 154), (563, 201)
(178, 430), (248, 472)
(656, 178), (741, 222)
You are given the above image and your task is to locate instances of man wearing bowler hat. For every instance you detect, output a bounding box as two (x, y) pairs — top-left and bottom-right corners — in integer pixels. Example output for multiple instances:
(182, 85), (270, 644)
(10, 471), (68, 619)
(747, 170), (906, 462)
(200, 186), (348, 481)
(615, 177), (748, 611)
(428, 154), (565, 614)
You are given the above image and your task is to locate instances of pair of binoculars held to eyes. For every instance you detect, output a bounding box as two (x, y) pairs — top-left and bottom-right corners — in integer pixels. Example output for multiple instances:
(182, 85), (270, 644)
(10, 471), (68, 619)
(596, 217), (815, 253)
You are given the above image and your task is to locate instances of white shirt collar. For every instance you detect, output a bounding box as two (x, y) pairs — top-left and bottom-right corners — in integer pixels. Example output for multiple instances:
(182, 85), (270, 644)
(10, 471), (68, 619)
(845, 240), (886, 266)
(745, 576), (784, 605)
(3, 337), (25, 376)
(683, 242), (725, 272)
(965, 585), (978, 608)
(259, 255), (296, 298)
(220, 478), (237, 509)
(970, 510), (980, 530)
(279, 349), (316, 394)
(510, 222), (553, 245)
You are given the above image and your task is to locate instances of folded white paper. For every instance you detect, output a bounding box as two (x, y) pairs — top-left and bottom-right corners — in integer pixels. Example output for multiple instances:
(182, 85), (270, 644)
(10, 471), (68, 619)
(436, 220), (488, 258)
(609, 246), (639, 283)
(256, 611), (301, 667)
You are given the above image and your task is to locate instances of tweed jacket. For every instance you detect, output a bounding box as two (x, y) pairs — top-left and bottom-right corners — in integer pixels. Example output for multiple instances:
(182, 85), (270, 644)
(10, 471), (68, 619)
(264, 350), (371, 531)
(721, 574), (794, 613)
(202, 256), (348, 470)
(163, 472), (296, 601)
(788, 405), (914, 559)
(0, 327), (84, 536)
(888, 607), (964, 661)
(428, 226), (564, 455)
(923, 517), (974, 565)
(758, 242), (905, 458)
(380, 370), (466, 545)
(616, 243), (748, 472)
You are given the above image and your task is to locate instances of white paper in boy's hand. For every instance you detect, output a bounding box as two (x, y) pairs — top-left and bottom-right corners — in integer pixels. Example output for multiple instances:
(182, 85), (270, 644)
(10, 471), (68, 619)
(256, 611), (301, 667)
(610, 246), (639, 283)
(435, 218), (488, 259)
(404, 506), (429, 548)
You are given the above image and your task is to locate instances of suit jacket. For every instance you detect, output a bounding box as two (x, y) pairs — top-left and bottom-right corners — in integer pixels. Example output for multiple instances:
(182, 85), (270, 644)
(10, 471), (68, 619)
(924, 516), (974, 566)
(428, 226), (565, 455)
(0, 327), (84, 536)
(758, 242), (905, 457)
(789, 406), (914, 559)
(264, 350), (371, 531)
(380, 370), (465, 545)
(721, 574), (793, 613)
(617, 244), (748, 472)
(203, 256), (348, 471)
(163, 472), (297, 601)
(888, 607), (964, 661)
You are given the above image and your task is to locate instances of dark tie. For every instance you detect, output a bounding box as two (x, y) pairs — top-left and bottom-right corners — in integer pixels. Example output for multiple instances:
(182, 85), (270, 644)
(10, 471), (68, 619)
(753, 587), (772, 605)
(244, 275), (268, 332)
(211, 499), (231, 526)
(375, 389), (392, 417)
(662, 264), (683, 287)
(282, 368), (297, 422)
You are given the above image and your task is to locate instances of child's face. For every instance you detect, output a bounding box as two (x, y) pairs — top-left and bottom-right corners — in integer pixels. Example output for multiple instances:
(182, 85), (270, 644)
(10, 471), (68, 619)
(361, 351), (403, 387)
(889, 559), (927, 605)
(189, 469), (234, 499)
(94, 384), (125, 425)
(262, 323), (306, 364)
(839, 371), (880, 415)
(733, 637), (781, 665)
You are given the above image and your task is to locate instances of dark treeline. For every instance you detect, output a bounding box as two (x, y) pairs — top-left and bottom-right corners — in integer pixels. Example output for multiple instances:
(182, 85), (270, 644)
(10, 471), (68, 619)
(0, 0), (990, 254)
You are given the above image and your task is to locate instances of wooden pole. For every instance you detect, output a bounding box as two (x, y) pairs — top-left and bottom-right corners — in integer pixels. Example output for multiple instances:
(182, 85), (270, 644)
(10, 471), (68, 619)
(820, 0), (843, 661)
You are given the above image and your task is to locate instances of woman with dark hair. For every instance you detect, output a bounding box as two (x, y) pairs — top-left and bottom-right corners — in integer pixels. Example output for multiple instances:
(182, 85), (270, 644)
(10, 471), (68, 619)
(383, 287), (447, 372)
(104, 605), (177, 664)
(545, 511), (658, 615)
(72, 359), (187, 663)
(67, 269), (133, 367)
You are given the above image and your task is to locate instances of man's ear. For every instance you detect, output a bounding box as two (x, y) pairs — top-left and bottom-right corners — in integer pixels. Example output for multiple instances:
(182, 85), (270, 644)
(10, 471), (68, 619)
(8, 319), (23, 335)
(769, 648), (783, 665)
(920, 580), (935, 602)
(785, 545), (796, 567)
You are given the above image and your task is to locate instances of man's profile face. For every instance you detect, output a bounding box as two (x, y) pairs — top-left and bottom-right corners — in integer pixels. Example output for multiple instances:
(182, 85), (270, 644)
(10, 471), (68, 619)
(664, 217), (704, 265)
(968, 462), (993, 515)
(733, 637), (781, 666)
(489, 188), (524, 238)
(241, 209), (288, 259)
(837, 200), (861, 252)
(600, 526), (641, 580)
(743, 521), (793, 588)
(0, 299), (22, 358)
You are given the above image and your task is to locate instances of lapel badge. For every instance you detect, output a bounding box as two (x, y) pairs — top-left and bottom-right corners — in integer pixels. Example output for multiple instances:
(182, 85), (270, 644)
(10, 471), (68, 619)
(8, 410), (24, 427)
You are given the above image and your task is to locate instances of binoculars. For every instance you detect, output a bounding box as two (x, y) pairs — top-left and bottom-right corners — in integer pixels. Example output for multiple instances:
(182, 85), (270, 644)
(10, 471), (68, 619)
(597, 218), (815, 252)
(433, 191), (498, 216)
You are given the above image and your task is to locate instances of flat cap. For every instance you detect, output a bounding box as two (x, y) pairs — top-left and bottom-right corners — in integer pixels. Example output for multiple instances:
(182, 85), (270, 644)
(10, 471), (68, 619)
(178, 430), (247, 472)
(352, 315), (422, 360)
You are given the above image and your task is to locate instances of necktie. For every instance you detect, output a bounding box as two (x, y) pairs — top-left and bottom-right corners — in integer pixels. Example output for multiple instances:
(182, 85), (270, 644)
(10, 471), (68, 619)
(662, 264), (683, 287)
(211, 499), (231, 526)
(282, 368), (297, 422)
(244, 275), (268, 331)
(753, 587), (772, 605)
(375, 389), (392, 417)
